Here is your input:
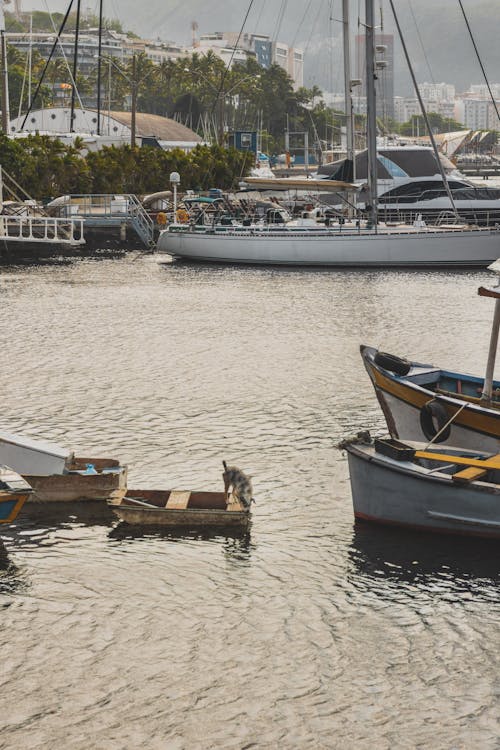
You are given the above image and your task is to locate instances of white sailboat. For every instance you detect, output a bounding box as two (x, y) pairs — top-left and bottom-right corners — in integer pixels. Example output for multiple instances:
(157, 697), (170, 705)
(156, 0), (500, 267)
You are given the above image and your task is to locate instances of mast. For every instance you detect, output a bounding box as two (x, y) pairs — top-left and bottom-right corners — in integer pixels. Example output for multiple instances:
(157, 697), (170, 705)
(96, 0), (103, 135)
(478, 260), (500, 403)
(342, 0), (355, 179)
(0, 0), (10, 134)
(365, 0), (378, 227)
(70, 0), (82, 133)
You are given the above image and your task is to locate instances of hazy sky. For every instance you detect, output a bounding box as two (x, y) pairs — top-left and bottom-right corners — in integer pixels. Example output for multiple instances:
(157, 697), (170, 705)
(14, 0), (500, 93)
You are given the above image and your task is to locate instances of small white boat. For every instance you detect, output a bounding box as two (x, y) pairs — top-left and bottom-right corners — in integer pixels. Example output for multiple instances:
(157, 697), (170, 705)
(344, 435), (500, 539)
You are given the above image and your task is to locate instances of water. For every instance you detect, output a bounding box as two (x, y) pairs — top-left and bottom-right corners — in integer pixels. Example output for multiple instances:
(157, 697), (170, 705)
(0, 256), (498, 749)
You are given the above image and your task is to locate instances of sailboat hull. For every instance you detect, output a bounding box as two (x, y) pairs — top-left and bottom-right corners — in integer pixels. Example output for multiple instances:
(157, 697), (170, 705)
(157, 226), (500, 267)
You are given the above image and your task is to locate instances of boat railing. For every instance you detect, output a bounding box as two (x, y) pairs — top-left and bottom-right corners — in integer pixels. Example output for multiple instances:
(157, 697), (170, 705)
(0, 215), (85, 245)
(380, 207), (500, 227)
(163, 220), (500, 237)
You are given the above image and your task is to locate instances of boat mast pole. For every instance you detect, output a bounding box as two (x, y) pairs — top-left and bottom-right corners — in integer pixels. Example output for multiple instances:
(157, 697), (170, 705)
(70, 0), (81, 133)
(388, 0), (459, 221)
(482, 299), (500, 402)
(342, 0), (357, 218)
(96, 0), (103, 135)
(479, 265), (500, 402)
(0, 0), (10, 134)
(365, 0), (378, 227)
(342, 0), (355, 181)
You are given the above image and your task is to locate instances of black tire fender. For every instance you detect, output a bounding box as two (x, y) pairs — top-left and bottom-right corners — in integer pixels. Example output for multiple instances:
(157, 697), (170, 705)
(374, 351), (411, 376)
(419, 399), (451, 443)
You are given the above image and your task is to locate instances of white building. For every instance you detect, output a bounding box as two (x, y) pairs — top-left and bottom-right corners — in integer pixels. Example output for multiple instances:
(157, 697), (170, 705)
(189, 31), (303, 89)
(456, 98), (491, 130)
(415, 82), (455, 101)
(469, 83), (500, 100)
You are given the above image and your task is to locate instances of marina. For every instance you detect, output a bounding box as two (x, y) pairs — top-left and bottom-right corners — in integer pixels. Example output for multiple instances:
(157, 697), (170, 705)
(2, 0), (500, 746)
(0, 254), (498, 748)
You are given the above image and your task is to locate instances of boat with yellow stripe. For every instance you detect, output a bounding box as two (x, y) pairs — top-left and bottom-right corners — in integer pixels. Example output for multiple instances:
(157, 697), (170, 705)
(361, 344), (500, 452)
(0, 465), (32, 524)
(361, 261), (500, 452)
(344, 435), (500, 538)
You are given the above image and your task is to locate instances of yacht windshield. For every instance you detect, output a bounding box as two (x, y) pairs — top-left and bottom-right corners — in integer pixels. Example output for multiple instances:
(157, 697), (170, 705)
(377, 155), (408, 178)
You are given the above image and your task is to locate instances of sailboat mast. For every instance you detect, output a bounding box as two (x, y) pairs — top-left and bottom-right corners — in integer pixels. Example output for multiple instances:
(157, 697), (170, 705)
(342, 0), (354, 176)
(96, 0), (103, 135)
(0, 0), (10, 134)
(70, 0), (82, 133)
(365, 0), (378, 227)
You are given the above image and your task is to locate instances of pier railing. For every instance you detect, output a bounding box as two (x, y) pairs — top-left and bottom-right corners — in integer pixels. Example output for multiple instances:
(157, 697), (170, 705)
(54, 194), (155, 249)
(0, 215), (85, 245)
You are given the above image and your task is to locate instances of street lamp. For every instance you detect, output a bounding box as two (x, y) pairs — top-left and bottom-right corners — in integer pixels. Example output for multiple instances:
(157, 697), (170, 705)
(170, 171), (180, 222)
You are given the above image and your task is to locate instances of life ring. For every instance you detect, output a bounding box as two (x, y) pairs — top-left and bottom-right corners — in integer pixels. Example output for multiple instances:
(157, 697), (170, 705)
(419, 399), (450, 442)
(374, 351), (411, 376)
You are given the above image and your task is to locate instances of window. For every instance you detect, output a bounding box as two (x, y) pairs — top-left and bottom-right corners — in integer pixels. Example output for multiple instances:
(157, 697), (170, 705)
(378, 155), (408, 178)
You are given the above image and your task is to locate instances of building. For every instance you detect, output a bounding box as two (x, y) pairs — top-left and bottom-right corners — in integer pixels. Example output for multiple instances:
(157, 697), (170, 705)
(190, 31), (303, 89)
(416, 82), (455, 101)
(9, 108), (203, 151)
(5, 28), (130, 75)
(355, 33), (394, 120)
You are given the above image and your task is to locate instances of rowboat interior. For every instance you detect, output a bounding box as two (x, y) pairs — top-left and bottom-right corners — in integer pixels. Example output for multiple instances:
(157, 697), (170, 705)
(405, 367), (500, 404)
(376, 438), (500, 484)
(366, 347), (500, 406)
(113, 490), (246, 512)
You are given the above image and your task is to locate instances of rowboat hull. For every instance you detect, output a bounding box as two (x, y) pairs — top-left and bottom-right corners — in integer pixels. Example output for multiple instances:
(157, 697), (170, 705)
(111, 505), (250, 528)
(25, 463), (127, 503)
(346, 440), (500, 538)
(158, 225), (500, 267)
(0, 466), (33, 523)
(0, 491), (31, 524)
(361, 345), (500, 452)
(109, 489), (250, 529)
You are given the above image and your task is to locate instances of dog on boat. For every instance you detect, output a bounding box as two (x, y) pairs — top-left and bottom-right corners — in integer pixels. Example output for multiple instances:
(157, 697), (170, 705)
(222, 461), (254, 508)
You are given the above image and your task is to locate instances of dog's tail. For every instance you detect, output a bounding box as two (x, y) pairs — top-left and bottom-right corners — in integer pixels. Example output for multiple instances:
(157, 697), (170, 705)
(222, 460), (228, 471)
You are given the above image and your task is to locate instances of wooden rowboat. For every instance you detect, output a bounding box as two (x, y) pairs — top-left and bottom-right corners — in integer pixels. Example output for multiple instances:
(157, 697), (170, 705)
(0, 465), (33, 524)
(108, 489), (251, 529)
(344, 435), (500, 538)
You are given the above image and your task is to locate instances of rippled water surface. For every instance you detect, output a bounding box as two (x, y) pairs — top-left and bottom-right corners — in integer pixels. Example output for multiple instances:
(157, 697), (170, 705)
(0, 256), (498, 749)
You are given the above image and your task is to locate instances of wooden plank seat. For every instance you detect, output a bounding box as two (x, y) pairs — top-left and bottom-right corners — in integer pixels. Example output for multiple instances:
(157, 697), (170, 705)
(166, 490), (191, 509)
(415, 450), (500, 470)
(452, 466), (488, 484)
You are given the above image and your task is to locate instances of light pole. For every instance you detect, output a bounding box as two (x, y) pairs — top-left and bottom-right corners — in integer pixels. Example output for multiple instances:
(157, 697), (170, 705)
(170, 171), (180, 222)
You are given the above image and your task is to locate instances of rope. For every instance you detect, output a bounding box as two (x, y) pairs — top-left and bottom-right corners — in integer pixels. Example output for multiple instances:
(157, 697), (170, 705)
(424, 402), (467, 450)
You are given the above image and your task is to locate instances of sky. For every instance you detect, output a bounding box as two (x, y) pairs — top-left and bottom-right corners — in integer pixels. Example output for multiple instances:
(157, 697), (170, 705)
(13, 0), (500, 94)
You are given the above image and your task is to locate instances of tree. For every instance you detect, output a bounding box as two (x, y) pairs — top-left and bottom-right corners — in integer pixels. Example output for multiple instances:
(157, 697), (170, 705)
(400, 112), (465, 136)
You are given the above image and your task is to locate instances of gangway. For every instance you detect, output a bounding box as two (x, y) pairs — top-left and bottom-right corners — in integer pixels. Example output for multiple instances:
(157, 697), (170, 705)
(50, 194), (156, 249)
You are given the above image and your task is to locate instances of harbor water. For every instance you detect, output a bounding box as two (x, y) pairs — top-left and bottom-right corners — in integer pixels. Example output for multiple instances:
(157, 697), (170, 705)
(0, 255), (498, 749)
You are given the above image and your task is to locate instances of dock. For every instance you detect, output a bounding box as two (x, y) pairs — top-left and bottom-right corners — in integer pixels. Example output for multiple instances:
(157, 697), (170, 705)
(49, 194), (157, 251)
